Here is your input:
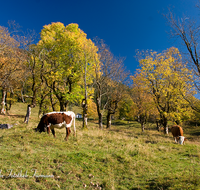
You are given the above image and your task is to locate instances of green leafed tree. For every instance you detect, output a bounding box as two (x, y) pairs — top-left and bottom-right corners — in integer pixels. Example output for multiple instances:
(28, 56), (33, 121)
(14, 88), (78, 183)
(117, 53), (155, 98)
(118, 94), (135, 121)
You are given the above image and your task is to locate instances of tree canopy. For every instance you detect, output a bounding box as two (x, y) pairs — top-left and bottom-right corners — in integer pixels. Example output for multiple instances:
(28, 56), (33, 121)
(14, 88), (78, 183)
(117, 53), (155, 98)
(138, 47), (195, 131)
(38, 22), (98, 111)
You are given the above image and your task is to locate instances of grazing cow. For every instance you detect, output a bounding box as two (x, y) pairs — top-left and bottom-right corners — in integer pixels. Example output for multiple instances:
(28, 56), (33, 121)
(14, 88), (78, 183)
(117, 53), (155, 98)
(171, 125), (186, 145)
(36, 111), (76, 141)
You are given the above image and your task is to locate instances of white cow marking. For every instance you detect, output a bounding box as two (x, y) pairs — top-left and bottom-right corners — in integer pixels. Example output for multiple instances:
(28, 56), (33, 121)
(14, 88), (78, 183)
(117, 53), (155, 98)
(178, 136), (185, 145)
(49, 121), (66, 129)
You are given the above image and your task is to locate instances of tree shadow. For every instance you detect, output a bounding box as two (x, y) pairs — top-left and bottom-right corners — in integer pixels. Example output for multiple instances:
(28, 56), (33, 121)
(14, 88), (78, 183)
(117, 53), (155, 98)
(190, 131), (200, 136)
(7, 114), (24, 119)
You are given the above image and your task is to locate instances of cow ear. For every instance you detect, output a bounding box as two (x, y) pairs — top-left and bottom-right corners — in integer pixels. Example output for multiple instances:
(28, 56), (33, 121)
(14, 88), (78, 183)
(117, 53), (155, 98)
(177, 137), (180, 141)
(184, 138), (187, 141)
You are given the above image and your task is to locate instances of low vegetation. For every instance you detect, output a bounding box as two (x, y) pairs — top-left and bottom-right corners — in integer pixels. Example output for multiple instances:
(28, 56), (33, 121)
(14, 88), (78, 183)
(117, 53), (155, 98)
(0, 103), (200, 189)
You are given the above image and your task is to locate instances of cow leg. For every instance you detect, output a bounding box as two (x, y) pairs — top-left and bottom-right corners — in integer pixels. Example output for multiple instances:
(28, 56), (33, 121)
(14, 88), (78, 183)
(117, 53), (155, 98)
(47, 126), (51, 134)
(51, 129), (56, 137)
(65, 127), (71, 141)
(174, 137), (178, 143)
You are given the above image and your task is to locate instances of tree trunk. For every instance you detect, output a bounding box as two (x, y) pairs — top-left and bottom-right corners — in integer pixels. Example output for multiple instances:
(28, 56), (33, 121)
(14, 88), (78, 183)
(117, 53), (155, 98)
(7, 91), (14, 110)
(156, 120), (161, 131)
(98, 112), (103, 129)
(165, 126), (169, 134)
(138, 114), (146, 132)
(83, 113), (88, 129)
(38, 103), (43, 118)
(105, 100), (118, 129)
(96, 96), (103, 129)
(141, 122), (145, 132)
(59, 99), (66, 111)
(106, 112), (112, 129)
(24, 105), (31, 124)
(31, 90), (36, 108)
(1, 90), (6, 115)
(50, 90), (57, 111)
(163, 122), (168, 134)
(82, 56), (88, 129)
(161, 116), (168, 134)
(38, 93), (46, 117)
(21, 89), (25, 103)
(82, 99), (88, 129)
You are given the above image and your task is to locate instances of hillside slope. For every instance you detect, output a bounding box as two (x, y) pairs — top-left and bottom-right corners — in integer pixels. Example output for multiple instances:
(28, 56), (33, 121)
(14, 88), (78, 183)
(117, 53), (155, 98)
(0, 103), (199, 189)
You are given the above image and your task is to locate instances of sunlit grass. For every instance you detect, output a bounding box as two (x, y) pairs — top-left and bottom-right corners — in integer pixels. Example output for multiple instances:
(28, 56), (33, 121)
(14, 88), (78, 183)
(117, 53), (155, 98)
(0, 103), (199, 189)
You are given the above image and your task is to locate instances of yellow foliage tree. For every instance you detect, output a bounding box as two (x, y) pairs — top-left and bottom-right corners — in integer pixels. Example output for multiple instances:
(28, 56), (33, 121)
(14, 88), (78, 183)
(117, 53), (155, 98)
(139, 47), (195, 133)
(38, 22), (98, 113)
(87, 99), (98, 119)
(131, 71), (158, 132)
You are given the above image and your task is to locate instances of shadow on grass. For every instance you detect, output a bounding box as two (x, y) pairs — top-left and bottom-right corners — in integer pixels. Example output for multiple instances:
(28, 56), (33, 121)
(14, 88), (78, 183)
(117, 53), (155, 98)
(7, 114), (25, 118)
(147, 175), (200, 190)
(112, 120), (137, 126)
(190, 131), (200, 136)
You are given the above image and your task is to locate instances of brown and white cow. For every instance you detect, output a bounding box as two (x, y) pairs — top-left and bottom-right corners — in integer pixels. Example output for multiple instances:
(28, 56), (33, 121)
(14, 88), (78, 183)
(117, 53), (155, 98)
(36, 111), (76, 141)
(171, 125), (186, 145)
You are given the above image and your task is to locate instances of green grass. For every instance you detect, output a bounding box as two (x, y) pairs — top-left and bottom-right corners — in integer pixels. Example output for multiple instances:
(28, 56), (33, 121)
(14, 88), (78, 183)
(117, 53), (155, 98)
(0, 103), (200, 189)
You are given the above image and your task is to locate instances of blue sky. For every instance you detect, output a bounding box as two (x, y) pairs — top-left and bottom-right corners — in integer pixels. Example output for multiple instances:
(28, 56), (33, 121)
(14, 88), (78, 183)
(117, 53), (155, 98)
(1, 0), (199, 74)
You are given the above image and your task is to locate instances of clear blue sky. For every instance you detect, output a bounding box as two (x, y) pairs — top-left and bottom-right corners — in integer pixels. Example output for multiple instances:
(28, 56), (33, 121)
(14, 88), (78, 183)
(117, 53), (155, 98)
(1, 0), (199, 74)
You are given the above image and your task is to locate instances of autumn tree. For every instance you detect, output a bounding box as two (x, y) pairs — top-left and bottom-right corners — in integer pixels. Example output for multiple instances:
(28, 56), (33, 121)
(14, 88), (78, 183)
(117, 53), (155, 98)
(25, 44), (59, 116)
(104, 57), (130, 129)
(93, 39), (125, 129)
(23, 43), (51, 122)
(93, 39), (110, 129)
(87, 99), (98, 119)
(38, 22), (98, 113)
(24, 45), (42, 107)
(139, 47), (194, 133)
(131, 71), (158, 132)
(79, 39), (98, 129)
(0, 25), (27, 114)
(92, 38), (130, 129)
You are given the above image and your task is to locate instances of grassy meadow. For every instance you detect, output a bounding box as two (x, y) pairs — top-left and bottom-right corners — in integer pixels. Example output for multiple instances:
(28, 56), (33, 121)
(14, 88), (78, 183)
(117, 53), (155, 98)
(0, 103), (200, 189)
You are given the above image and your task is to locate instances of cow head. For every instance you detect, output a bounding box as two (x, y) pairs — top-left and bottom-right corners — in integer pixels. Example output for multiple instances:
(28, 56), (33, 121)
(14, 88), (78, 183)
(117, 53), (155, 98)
(177, 136), (186, 145)
(35, 114), (49, 133)
(35, 122), (47, 133)
(35, 126), (47, 133)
